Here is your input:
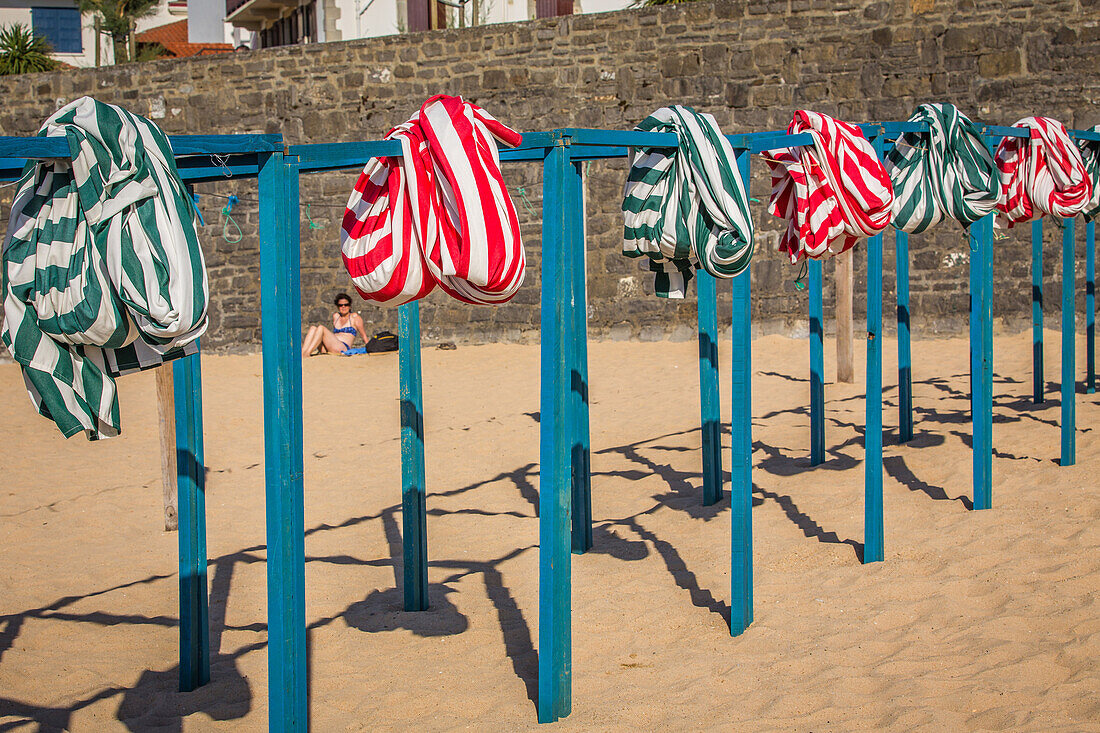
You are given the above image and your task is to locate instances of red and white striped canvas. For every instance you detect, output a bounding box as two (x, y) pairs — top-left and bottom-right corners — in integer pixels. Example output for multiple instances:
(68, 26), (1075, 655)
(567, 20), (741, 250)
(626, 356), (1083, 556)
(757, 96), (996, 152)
(764, 111), (894, 264)
(994, 116), (1094, 228)
(341, 95), (525, 306)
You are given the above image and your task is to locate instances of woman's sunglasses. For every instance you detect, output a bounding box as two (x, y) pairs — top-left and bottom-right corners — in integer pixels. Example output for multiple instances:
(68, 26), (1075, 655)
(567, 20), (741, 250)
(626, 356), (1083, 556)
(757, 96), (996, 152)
(337, 302), (351, 308)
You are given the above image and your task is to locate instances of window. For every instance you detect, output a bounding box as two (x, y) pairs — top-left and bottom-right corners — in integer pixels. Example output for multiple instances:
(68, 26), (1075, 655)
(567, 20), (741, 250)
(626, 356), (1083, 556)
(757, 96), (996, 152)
(31, 6), (82, 54)
(259, 1), (316, 48)
(406, 0), (447, 31)
(535, 0), (571, 17)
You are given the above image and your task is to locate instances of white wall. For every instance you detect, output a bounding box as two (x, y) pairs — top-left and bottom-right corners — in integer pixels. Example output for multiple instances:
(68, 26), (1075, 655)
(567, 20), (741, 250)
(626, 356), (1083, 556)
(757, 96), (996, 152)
(185, 0), (225, 42)
(343, 0), (400, 40)
(137, 0), (242, 46)
(0, 0), (108, 68)
(345, 0), (631, 40)
(135, 0), (180, 32)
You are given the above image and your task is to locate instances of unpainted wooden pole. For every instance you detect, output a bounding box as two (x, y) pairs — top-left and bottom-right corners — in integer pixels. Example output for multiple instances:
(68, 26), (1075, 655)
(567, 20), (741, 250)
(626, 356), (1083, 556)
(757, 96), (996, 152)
(836, 248), (854, 382)
(156, 362), (179, 531)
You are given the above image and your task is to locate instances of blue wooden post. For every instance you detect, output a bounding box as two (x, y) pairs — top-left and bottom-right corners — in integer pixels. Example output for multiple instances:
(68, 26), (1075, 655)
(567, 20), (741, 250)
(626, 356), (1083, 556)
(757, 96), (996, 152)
(258, 151), (308, 732)
(1061, 217), (1076, 467)
(730, 148), (753, 635)
(968, 218), (983, 507)
(863, 135), (885, 564)
(399, 302), (428, 610)
(1032, 219), (1045, 404)
(174, 348), (210, 691)
(975, 213), (994, 510)
(808, 259), (825, 466)
(568, 160), (592, 553)
(538, 137), (572, 724)
(697, 270), (723, 503)
(895, 229), (913, 442)
(1086, 219), (1095, 394)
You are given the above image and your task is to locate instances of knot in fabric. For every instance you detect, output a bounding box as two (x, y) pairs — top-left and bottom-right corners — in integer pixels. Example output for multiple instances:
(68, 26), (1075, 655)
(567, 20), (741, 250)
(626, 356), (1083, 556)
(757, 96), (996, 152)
(886, 103), (1000, 233)
(341, 95), (525, 307)
(1077, 125), (1100, 221)
(765, 110), (894, 264)
(1, 97), (208, 440)
(994, 116), (1094, 228)
(621, 105), (754, 299)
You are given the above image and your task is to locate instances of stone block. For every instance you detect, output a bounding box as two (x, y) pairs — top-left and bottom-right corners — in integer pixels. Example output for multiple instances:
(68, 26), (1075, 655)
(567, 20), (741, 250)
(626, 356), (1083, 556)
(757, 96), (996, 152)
(978, 50), (1021, 78)
(942, 27), (984, 52)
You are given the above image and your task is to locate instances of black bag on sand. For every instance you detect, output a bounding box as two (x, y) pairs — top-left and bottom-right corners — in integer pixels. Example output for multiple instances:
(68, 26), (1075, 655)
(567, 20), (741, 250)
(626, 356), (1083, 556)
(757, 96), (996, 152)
(366, 331), (399, 353)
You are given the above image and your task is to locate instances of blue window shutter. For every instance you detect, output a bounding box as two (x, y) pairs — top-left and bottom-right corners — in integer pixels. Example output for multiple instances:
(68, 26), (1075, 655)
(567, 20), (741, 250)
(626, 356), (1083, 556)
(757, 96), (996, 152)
(31, 7), (82, 54)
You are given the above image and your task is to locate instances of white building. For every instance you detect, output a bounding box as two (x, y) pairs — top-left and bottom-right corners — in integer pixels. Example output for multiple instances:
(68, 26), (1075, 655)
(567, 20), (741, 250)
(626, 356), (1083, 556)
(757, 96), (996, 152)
(0, 0), (629, 70)
(0, 0), (104, 67)
(224, 0), (631, 50)
(0, 0), (240, 68)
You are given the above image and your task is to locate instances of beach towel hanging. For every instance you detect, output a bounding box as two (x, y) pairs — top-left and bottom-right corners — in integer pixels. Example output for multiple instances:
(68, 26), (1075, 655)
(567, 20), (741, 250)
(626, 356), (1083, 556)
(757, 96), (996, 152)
(1077, 125), (1100, 221)
(621, 105), (754, 298)
(341, 95), (525, 306)
(885, 103), (1000, 233)
(764, 110), (894, 264)
(1, 97), (208, 440)
(994, 116), (1094, 228)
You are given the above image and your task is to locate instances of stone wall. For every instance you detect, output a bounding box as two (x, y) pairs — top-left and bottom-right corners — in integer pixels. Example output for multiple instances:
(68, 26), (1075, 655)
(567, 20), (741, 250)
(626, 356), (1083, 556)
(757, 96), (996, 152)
(1, 0), (1098, 350)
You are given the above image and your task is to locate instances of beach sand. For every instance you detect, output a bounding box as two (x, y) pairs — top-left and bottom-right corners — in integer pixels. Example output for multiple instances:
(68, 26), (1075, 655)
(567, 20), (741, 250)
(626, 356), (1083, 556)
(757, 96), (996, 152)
(1, 331), (1098, 731)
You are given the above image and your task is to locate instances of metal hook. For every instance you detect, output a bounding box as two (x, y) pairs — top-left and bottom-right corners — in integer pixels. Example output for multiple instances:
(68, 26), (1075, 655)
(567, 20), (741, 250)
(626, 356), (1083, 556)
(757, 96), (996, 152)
(211, 153), (233, 178)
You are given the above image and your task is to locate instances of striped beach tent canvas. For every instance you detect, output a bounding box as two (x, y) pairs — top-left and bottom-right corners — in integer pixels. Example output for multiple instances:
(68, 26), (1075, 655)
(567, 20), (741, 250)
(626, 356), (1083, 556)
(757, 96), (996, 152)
(2, 97), (207, 440)
(764, 111), (894, 264)
(621, 105), (754, 298)
(885, 103), (1000, 233)
(1077, 124), (1100, 221)
(994, 116), (1094, 228)
(342, 95), (525, 306)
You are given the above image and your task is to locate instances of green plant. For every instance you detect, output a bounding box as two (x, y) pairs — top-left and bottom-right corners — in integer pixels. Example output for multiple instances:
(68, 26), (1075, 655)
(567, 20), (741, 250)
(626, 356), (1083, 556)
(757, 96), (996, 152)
(78, 0), (160, 63)
(134, 41), (168, 62)
(0, 23), (60, 75)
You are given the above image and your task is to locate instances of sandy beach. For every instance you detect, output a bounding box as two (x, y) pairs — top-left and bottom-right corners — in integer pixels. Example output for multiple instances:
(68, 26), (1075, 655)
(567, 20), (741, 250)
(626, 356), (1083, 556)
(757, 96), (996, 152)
(1, 330), (1098, 731)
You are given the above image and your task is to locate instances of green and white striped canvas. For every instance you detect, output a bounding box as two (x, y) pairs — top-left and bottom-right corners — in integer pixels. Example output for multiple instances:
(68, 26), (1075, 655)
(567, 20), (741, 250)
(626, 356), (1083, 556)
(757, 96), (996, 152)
(2, 97), (207, 440)
(885, 103), (1000, 233)
(622, 106), (754, 298)
(1078, 125), (1100, 221)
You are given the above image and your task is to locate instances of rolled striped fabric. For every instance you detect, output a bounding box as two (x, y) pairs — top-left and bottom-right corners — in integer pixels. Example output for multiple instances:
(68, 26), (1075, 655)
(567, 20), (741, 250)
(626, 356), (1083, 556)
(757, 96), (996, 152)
(1077, 125), (1100, 221)
(1, 97), (207, 440)
(342, 95), (525, 306)
(621, 106), (754, 298)
(994, 116), (1094, 228)
(885, 103), (1000, 233)
(764, 111), (894, 264)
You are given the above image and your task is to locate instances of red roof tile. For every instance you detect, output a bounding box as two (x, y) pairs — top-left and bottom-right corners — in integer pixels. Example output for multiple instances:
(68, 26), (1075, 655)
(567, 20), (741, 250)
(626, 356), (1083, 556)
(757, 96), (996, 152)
(136, 19), (235, 58)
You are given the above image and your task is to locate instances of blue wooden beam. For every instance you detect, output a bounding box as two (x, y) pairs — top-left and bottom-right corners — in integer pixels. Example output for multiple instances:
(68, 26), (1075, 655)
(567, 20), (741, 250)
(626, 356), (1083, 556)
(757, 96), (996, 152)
(174, 348), (210, 691)
(538, 138), (572, 724)
(1088, 219), (1096, 394)
(1032, 220), (1045, 404)
(1061, 217), (1076, 467)
(697, 270), (723, 504)
(863, 136), (885, 564)
(258, 151), (308, 732)
(808, 259), (825, 466)
(895, 229), (913, 443)
(399, 302), (429, 610)
(0, 133), (282, 160)
(568, 160), (592, 554)
(730, 148), (753, 635)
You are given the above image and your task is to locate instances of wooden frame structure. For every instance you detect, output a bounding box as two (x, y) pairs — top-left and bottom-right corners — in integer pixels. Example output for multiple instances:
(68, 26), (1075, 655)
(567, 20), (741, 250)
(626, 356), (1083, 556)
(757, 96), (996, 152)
(805, 125), (1100, 512)
(2, 120), (1097, 730)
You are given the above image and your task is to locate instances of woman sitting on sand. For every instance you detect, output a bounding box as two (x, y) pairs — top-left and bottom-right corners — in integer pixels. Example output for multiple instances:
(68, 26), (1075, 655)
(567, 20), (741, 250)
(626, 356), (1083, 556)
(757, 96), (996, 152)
(302, 293), (370, 357)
